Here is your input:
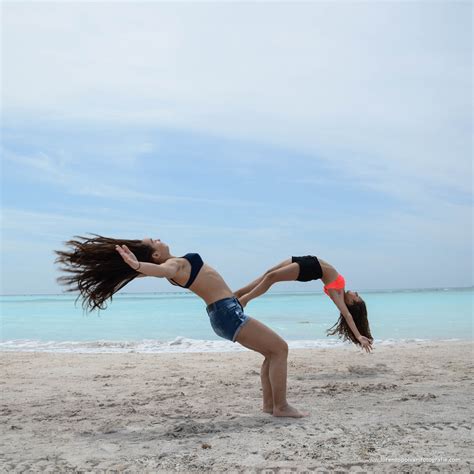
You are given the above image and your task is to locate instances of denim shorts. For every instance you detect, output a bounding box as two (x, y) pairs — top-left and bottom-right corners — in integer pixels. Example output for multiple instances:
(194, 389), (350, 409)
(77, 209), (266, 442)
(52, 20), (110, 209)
(206, 297), (251, 342)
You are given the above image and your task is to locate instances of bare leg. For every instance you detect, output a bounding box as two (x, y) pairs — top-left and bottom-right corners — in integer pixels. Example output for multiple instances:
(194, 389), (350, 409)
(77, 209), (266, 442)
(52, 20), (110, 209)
(235, 338), (273, 412)
(235, 318), (308, 418)
(261, 357), (273, 413)
(234, 259), (292, 298)
(239, 263), (299, 307)
(234, 274), (266, 299)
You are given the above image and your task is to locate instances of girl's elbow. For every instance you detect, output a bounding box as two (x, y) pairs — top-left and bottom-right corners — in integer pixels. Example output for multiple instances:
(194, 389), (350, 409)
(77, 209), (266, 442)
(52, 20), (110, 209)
(164, 270), (178, 280)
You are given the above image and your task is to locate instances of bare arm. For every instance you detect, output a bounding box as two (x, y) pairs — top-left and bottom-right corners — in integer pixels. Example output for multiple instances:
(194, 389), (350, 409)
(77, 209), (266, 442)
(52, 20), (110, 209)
(328, 289), (362, 340)
(135, 260), (179, 279)
(115, 245), (179, 279)
(330, 292), (374, 353)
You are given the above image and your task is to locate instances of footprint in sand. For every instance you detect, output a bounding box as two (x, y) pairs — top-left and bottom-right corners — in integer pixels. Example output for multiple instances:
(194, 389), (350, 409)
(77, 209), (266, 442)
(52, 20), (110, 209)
(360, 383), (398, 392)
(319, 382), (398, 394)
(399, 393), (437, 401)
(347, 363), (393, 376)
(409, 421), (471, 432)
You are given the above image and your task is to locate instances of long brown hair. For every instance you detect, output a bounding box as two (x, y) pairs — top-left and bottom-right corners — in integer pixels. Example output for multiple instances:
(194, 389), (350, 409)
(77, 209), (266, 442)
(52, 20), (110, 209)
(54, 234), (154, 312)
(326, 299), (373, 346)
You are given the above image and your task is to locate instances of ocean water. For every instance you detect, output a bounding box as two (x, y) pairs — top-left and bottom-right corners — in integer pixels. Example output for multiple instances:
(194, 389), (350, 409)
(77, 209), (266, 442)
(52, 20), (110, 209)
(0, 288), (472, 353)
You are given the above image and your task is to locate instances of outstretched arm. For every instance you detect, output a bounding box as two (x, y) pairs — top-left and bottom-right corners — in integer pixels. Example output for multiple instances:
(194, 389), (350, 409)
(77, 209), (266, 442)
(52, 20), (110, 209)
(115, 245), (179, 279)
(328, 289), (373, 352)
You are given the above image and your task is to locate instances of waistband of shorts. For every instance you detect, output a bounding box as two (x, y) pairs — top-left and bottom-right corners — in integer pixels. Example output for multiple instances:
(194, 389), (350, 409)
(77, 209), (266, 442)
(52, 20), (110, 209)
(206, 296), (240, 313)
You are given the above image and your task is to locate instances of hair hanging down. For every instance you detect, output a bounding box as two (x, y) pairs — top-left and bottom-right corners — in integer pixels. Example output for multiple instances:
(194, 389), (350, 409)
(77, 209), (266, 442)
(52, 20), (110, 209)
(54, 234), (154, 312)
(326, 300), (373, 346)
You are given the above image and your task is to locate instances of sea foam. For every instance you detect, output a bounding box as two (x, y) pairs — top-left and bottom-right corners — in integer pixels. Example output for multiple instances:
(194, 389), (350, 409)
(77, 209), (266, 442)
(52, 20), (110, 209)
(0, 337), (456, 354)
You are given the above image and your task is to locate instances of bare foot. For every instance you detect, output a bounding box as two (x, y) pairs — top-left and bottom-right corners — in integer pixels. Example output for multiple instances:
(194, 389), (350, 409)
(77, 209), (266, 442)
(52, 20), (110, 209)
(272, 404), (309, 418)
(238, 296), (248, 308)
(262, 406), (273, 414)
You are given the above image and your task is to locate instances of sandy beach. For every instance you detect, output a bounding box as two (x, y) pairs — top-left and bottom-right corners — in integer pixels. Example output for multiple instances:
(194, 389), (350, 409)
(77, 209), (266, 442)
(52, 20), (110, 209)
(1, 341), (472, 473)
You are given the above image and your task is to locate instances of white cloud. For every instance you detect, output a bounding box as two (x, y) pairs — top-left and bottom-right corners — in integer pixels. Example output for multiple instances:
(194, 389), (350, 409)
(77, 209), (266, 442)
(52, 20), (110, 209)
(1, 2), (472, 294)
(2, 2), (471, 198)
(1, 147), (261, 207)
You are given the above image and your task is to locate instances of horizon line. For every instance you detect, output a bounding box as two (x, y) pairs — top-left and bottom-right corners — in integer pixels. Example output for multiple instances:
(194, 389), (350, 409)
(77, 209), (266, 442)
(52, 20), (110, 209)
(1, 285), (473, 297)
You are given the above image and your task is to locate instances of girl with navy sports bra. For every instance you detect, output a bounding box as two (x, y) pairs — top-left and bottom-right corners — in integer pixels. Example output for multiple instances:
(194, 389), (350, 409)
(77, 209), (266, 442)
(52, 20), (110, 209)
(234, 256), (373, 351)
(54, 235), (307, 418)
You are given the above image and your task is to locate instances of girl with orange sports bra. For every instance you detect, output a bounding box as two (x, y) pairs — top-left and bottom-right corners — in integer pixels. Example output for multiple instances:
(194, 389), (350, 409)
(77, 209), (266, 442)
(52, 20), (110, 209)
(234, 256), (373, 352)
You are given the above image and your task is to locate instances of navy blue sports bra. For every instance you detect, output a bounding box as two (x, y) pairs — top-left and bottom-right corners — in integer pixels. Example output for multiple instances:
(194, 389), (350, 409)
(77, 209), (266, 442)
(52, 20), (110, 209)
(168, 253), (204, 289)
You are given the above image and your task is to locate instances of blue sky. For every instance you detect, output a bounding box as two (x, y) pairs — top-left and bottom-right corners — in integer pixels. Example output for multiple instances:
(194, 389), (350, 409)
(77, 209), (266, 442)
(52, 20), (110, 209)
(1, 2), (472, 295)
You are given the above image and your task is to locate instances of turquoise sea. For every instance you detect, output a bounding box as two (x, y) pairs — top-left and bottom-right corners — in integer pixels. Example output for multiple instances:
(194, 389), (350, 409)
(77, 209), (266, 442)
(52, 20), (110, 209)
(0, 288), (472, 352)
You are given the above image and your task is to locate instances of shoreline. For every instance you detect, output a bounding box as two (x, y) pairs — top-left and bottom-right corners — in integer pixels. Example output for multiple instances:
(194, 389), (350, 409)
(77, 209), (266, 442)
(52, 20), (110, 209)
(1, 337), (471, 354)
(0, 336), (473, 354)
(1, 340), (472, 472)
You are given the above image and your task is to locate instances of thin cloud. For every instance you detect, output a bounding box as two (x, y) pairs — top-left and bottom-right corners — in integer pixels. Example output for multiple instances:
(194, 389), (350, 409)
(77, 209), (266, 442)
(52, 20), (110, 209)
(2, 2), (471, 197)
(1, 2), (471, 294)
(2, 147), (262, 208)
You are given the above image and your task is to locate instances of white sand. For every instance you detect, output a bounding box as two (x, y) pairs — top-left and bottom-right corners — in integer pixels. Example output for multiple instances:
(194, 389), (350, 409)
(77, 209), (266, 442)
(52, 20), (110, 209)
(1, 341), (472, 473)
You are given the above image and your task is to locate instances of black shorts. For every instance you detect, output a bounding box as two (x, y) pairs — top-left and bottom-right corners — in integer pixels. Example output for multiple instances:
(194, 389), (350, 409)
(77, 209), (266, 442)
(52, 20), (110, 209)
(291, 255), (323, 282)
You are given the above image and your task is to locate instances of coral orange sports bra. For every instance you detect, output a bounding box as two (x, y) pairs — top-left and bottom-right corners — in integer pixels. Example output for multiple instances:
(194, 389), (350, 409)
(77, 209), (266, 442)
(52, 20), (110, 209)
(324, 274), (345, 296)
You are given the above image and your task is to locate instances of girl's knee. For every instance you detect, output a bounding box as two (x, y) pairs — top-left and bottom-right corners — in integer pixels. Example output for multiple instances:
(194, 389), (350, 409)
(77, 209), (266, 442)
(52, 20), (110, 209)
(269, 339), (288, 357)
(264, 272), (278, 284)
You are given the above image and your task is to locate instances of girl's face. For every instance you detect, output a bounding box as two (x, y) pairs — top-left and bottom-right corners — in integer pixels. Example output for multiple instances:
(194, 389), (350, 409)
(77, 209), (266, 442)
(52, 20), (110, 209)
(143, 237), (169, 262)
(345, 290), (362, 305)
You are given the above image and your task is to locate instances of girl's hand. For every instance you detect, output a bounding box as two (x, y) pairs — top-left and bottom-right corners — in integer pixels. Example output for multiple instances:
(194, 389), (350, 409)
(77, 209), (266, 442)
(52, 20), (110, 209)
(357, 335), (373, 353)
(115, 244), (140, 271)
